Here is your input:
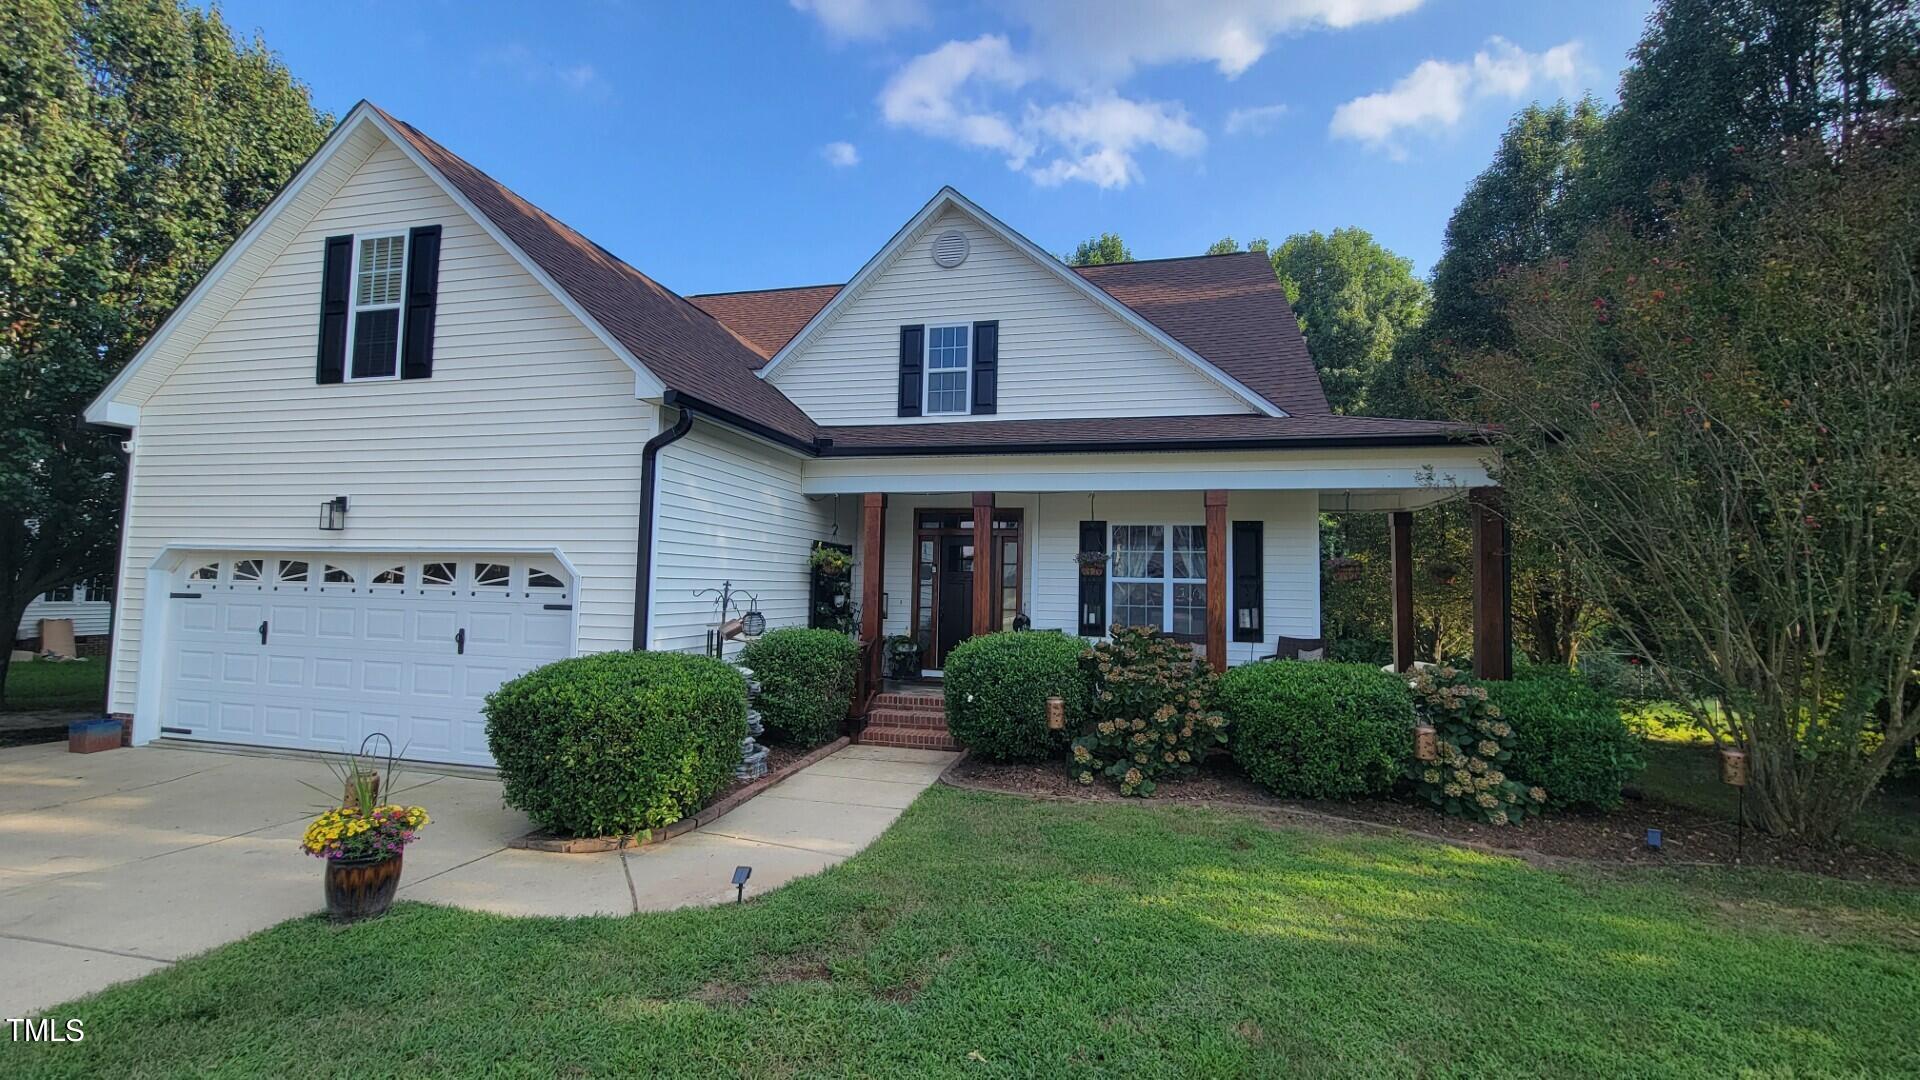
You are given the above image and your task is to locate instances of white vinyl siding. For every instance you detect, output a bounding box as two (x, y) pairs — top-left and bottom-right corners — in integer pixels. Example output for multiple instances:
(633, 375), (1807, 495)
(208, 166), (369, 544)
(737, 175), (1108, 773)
(770, 207), (1248, 425)
(17, 592), (113, 640)
(105, 136), (653, 714)
(648, 423), (843, 658)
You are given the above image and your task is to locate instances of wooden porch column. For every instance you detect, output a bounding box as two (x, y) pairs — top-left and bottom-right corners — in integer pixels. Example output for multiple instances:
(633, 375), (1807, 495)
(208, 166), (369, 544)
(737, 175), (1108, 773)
(860, 493), (887, 688)
(1389, 510), (1415, 673)
(1204, 489), (1228, 672)
(971, 491), (995, 638)
(1469, 488), (1512, 680)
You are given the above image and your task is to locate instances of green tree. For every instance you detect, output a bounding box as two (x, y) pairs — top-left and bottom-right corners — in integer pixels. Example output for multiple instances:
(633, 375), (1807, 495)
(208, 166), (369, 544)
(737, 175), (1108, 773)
(1578, 0), (1917, 227)
(1204, 236), (1268, 255)
(1452, 110), (1920, 842)
(1066, 232), (1132, 266)
(0, 0), (328, 702)
(1270, 228), (1427, 415)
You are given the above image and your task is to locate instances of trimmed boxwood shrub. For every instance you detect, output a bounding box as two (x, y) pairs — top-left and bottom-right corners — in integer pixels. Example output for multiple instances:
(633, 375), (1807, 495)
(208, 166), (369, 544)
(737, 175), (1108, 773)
(483, 651), (746, 837)
(1489, 670), (1643, 812)
(1219, 661), (1414, 799)
(739, 627), (858, 747)
(944, 631), (1089, 761)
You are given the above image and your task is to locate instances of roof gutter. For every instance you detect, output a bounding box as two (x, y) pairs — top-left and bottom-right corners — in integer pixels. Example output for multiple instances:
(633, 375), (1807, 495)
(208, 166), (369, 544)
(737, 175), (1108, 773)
(632, 403), (695, 650)
(660, 389), (819, 454)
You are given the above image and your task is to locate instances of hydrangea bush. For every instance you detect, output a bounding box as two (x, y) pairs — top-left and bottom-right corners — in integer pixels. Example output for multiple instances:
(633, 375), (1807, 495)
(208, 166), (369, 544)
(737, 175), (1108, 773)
(1070, 625), (1227, 796)
(1405, 665), (1545, 825)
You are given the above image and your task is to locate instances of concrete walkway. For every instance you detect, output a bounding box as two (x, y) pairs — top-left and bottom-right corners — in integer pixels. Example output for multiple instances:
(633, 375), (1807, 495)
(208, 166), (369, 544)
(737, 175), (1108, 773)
(0, 740), (954, 1017)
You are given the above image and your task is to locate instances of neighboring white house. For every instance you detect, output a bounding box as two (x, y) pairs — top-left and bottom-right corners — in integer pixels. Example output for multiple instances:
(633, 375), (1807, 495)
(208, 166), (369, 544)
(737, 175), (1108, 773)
(84, 102), (1502, 768)
(15, 582), (113, 647)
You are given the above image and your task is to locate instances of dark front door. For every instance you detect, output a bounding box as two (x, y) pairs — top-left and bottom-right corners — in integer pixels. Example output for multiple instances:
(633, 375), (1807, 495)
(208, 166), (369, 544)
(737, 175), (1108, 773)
(932, 534), (973, 669)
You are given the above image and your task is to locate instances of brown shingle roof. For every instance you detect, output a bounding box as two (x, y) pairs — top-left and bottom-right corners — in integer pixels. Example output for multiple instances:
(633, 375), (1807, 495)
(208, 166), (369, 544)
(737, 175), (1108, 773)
(371, 105), (820, 441)
(687, 284), (843, 362)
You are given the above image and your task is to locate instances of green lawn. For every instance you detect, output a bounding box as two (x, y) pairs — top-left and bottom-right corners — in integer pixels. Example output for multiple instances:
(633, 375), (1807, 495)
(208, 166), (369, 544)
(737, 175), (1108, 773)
(0, 659), (107, 712)
(19, 786), (1920, 1078)
(1628, 704), (1920, 862)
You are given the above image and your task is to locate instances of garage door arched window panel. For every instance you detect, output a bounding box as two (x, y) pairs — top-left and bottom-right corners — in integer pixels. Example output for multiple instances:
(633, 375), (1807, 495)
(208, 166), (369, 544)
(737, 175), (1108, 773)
(189, 562), (221, 583)
(526, 565), (566, 593)
(471, 562), (510, 591)
(420, 561), (457, 594)
(231, 559), (264, 587)
(321, 564), (355, 589)
(369, 564), (406, 590)
(276, 560), (309, 589)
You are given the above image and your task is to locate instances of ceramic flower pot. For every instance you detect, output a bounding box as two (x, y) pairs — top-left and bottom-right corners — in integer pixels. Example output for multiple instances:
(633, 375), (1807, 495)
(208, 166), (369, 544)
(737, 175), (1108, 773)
(324, 852), (403, 922)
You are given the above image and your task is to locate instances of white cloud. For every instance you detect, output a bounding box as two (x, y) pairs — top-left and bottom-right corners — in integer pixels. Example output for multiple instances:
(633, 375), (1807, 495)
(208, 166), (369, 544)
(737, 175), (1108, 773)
(822, 140), (862, 167)
(878, 38), (1204, 189)
(856, 2), (1426, 187)
(1008, 0), (1427, 83)
(1330, 37), (1583, 157)
(790, 0), (926, 40)
(480, 44), (609, 100)
(1224, 103), (1291, 135)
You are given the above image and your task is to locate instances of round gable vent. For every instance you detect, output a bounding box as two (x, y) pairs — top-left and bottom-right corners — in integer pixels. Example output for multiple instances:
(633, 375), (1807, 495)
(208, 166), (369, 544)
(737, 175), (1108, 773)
(931, 230), (970, 269)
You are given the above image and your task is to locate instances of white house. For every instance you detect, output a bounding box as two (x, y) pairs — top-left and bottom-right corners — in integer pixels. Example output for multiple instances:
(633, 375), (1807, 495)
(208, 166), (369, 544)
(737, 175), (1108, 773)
(15, 582), (113, 651)
(84, 102), (1506, 768)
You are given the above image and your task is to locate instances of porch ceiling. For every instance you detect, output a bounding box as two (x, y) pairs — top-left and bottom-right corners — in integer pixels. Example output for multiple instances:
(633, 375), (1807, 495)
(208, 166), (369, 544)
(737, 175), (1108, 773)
(797, 444), (1495, 497)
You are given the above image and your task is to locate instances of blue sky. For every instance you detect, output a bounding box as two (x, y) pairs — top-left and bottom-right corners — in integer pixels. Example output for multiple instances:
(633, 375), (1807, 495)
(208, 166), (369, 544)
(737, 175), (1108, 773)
(211, 0), (1654, 294)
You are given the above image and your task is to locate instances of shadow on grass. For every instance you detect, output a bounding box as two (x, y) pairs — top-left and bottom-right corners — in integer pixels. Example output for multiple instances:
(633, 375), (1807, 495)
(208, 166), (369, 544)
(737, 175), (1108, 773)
(17, 786), (1920, 1079)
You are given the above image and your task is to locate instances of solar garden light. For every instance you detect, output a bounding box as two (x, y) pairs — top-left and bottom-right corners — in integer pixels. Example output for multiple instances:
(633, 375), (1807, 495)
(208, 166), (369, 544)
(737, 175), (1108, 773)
(1720, 747), (1749, 861)
(1413, 725), (1438, 762)
(731, 865), (752, 904)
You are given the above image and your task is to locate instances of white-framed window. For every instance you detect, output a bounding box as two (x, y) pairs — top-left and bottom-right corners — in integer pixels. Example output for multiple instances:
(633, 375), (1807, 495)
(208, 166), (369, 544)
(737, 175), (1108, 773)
(1109, 524), (1208, 639)
(346, 233), (408, 381)
(84, 581), (112, 603)
(924, 323), (971, 415)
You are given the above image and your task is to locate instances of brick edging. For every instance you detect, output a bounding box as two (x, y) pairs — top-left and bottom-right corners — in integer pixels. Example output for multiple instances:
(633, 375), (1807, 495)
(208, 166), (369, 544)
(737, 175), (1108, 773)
(510, 736), (853, 854)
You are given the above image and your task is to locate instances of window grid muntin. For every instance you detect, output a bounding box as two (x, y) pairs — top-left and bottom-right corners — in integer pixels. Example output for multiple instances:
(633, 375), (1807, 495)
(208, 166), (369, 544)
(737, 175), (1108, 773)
(1110, 524), (1207, 637)
(344, 232), (407, 382)
(923, 323), (970, 415)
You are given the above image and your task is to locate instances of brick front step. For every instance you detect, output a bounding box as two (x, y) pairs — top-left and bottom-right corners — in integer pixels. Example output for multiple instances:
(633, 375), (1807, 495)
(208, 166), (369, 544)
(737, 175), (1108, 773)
(857, 724), (961, 751)
(870, 692), (945, 713)
(865, 707), (948, 732)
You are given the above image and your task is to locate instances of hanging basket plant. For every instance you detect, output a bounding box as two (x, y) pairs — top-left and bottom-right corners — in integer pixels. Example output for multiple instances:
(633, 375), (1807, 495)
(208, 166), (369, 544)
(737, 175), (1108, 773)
(808, 546), (852, 578)
(1326, 555), (1363, 583)
(1427, 560), (1461, 586)
(1075, 550), (1110, 576)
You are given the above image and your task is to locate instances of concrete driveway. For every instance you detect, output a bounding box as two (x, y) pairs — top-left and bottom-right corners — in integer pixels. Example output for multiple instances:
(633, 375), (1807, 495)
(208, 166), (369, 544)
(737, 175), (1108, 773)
(0, 740), (954, 1017)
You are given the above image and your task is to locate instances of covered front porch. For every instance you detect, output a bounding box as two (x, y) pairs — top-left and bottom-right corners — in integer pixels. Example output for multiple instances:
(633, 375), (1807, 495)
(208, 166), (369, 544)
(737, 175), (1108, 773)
(805, 443), (1513, 705)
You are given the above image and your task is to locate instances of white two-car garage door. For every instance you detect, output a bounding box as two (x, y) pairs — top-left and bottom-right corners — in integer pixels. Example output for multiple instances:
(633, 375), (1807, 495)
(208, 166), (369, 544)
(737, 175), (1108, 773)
(161, 554), (573, 768)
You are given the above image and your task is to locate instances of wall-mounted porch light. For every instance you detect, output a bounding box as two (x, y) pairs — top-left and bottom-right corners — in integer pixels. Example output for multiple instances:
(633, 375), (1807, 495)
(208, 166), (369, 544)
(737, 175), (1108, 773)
(319, 496), (349, 531)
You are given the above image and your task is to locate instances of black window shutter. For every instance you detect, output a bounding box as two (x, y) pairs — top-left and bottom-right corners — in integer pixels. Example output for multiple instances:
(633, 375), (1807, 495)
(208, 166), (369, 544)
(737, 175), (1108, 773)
(971, 320), (998, 415)
(1231, 520), (1264, 643)
(316, 234), (352, 384)
(1078, 519), (1107, 637)
(897, 324), (924, 417)
(401, 224), (442, 380)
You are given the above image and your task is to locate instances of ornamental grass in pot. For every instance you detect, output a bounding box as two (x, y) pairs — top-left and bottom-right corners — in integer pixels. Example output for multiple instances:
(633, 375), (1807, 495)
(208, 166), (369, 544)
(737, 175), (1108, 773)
(300, 750), (430, 922)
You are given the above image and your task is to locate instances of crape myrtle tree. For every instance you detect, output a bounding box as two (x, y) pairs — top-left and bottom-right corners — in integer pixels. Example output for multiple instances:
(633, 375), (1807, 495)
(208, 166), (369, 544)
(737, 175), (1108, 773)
(1451, 122), (1920, 841)
(0, 0), (328, 702)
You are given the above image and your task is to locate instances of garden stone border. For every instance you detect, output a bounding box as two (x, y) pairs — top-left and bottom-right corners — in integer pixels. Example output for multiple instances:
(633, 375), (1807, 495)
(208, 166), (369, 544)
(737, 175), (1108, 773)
(509, 736), (852, 854)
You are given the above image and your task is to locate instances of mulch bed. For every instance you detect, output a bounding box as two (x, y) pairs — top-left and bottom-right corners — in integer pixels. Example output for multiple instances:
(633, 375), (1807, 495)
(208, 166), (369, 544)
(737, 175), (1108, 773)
(947, 757), (1920, 887)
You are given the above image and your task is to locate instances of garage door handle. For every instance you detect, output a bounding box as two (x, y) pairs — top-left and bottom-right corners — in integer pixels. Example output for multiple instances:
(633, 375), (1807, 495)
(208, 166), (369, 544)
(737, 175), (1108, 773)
(259, 620), (269, 645)
(455, 628), (466, 655)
